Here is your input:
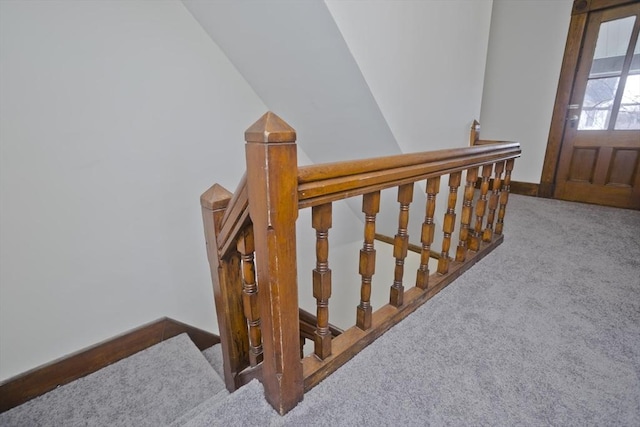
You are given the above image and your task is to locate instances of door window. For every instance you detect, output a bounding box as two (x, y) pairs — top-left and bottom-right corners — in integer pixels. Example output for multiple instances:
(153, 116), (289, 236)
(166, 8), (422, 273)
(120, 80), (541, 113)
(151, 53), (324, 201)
(578, 16), (638, 130)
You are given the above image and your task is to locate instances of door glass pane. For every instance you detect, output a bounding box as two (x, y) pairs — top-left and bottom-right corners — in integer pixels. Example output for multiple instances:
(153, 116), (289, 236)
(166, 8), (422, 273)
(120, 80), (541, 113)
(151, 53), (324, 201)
(579, 16), (635, 130)
(615, 38), (640, 130)
(590, 16), (635, 77)
(579, 77), (620, 130)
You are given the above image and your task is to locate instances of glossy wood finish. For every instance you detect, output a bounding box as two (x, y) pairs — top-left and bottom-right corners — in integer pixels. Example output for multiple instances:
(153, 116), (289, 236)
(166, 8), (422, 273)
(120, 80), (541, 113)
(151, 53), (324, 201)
(469, 165), (492, 252)
(203, 112), (521, 415)
(483, 162), (504, 242)
(237, 226), (263, 367)
(302, 234), (505, 393)
(553, 2), (640, 209)
(312, 203), (333, 359)
(390, 183), (414, 307)
(201, 184), (250, 391)
(416, 177), (439, 290)
(542, 0), (640, 208)
(357, 191), (380, 330)
(573, 0), (639, 14)
(375, 233), (440, 260)
(456, 167), (478, 262)
(244, 112), (303, 415)
(298, 308), (344, 341)
(297, 143), (521, 208)
(0, 318), (219, 413)
(496, 159), (515, 235)
(437, 172), (461, 274)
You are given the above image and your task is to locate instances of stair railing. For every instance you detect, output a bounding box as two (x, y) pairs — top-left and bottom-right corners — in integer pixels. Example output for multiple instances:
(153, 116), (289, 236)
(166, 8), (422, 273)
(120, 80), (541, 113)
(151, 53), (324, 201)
(201, 112), (521, 415)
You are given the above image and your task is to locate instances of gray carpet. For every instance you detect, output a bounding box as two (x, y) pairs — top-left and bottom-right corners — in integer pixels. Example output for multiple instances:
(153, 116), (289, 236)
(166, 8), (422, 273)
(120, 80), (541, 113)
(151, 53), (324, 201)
(2, 195), (639, 426)
(186, 195), (640, 426)
(0, 334), (225, 426)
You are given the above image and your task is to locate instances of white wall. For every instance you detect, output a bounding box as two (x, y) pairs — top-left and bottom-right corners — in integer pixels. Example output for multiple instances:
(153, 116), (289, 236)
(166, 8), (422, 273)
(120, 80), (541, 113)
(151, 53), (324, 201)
(325, 0), (493, 238)
(183, 0), (402, 165)
(0, 0), (266, 381)
(326, 0), (493, 153)
(480, 0), (573, 183)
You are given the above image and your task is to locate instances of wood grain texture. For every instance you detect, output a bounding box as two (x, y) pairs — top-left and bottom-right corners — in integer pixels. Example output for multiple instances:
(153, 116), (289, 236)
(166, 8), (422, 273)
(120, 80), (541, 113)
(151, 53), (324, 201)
(0, 318), (219, 413)
(245, 112), (303, 415)
(302, 235), (504, 392)
(298, 143), (520, 208)
(540, 11), (588, 197)
(201, 184), (250, 391)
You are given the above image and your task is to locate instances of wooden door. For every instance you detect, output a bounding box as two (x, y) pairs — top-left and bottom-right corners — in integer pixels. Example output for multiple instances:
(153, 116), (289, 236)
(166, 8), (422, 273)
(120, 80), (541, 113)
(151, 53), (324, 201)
(545, 1), (640, 209)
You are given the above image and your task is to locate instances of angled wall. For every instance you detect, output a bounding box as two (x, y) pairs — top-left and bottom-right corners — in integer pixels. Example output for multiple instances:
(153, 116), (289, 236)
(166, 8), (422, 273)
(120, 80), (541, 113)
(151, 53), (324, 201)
(480, 0), (573, 183)
(326, 0), (493, 153)
(182, 0), (401, 164)
(0, 0), (265, 381)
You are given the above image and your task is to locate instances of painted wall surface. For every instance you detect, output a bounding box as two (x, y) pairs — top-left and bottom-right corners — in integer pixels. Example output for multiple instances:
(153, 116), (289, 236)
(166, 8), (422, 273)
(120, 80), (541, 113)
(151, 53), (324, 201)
(0, 0), (568, 382)
(325, 0), (493, 153)
(480, 0), (573, 183)
(325, 0), (493, 240)
(182, 0), (401, 166)
(0, 0), (266, 380)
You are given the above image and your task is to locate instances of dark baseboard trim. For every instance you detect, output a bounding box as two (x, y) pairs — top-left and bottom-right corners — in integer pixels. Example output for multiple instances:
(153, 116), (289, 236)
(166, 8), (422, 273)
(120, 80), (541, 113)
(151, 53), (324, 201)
(510, 181), (539, 197)
(475, 178), (539, 197)
(0, 317), (219, 413)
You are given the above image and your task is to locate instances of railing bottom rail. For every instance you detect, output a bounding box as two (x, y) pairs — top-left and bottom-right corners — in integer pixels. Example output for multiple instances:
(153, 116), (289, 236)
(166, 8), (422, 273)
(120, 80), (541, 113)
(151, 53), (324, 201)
(302, 234), (503, 391)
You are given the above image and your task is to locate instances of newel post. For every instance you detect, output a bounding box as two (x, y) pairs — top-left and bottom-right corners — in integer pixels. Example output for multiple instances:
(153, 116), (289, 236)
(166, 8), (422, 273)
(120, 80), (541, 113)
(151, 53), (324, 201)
(244, 112), (303, 414)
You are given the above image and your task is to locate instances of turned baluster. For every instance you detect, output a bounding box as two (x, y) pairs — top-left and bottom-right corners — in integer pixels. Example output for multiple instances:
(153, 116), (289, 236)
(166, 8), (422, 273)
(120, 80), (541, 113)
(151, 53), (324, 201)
(468, 164), (493, 252)
(437, 172), (461, 274)
(357, 191), (380, 331)
(390, 183), (414, 307)
(496, 158), (515, 235)
(312, 203), (332, 359)
(237, 226), (263, 366)
(456, 167), (478, 262)
(416, 177), (440, 290)
(483, 161), (504, 242)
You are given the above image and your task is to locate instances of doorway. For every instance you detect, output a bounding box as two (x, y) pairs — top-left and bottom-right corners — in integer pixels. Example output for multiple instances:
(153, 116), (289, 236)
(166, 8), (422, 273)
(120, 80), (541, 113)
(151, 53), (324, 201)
(541, 0), (640, 209)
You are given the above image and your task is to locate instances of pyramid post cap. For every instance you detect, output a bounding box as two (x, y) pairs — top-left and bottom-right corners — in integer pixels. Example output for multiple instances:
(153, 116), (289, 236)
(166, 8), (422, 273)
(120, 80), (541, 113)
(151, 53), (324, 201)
(245, 111), (296, 143)
(201, 183), (233, 210)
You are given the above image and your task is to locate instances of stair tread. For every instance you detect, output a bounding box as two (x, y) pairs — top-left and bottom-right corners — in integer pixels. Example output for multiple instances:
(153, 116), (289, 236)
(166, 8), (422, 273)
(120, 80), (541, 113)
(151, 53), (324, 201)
(0, 333), (225, 426)
(201, 344), (225, 379)
(176, 379), (277, 427)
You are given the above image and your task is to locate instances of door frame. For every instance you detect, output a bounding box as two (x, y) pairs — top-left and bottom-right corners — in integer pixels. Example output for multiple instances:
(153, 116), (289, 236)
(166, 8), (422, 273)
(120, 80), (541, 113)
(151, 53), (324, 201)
(539, 0), (639, 198)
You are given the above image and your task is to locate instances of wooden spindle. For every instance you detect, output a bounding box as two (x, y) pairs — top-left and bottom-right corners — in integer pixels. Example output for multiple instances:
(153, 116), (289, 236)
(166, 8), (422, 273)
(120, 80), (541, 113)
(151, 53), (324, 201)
(468, 164), (492, 252)
(416, 177), (440, 290)
(456, 167), (478, 262)
(483, 161), (504, 242)
(312, 203), (332, 359)
(389, 183), (414, 307)
(437, 172), (461, 274)
(496, 158), (514, 235)
(357, 191), (380, 330)
(237, 226), (263, 366)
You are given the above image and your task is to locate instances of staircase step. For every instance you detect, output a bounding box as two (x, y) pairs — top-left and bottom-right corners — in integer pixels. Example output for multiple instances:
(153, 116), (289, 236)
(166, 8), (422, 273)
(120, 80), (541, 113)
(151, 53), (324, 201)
(201, 344), (225, 380)
(0, 333), (225, 426)
(174, 379), (277, 427)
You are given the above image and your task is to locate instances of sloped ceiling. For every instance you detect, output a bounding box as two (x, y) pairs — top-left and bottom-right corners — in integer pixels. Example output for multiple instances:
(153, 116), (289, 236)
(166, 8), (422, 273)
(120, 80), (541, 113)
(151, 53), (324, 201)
(182, 0), (401, 164)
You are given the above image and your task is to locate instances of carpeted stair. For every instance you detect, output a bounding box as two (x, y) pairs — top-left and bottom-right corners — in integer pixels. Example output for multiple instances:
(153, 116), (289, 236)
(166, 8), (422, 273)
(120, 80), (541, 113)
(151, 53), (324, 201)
(1, 195), (639, 426)
(0, 334), (236, 426)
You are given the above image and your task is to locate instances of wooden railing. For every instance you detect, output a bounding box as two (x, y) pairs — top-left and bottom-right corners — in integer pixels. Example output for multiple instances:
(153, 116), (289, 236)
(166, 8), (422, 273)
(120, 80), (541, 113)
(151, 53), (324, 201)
(201, 112), (521, 415)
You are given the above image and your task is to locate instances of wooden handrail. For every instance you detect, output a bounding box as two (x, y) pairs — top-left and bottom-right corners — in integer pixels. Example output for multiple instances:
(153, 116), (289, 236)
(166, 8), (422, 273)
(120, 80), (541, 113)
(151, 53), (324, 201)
(297, 143), (520, 208)
(202, 112), (522, 416)
(216, 174), (250, 258)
